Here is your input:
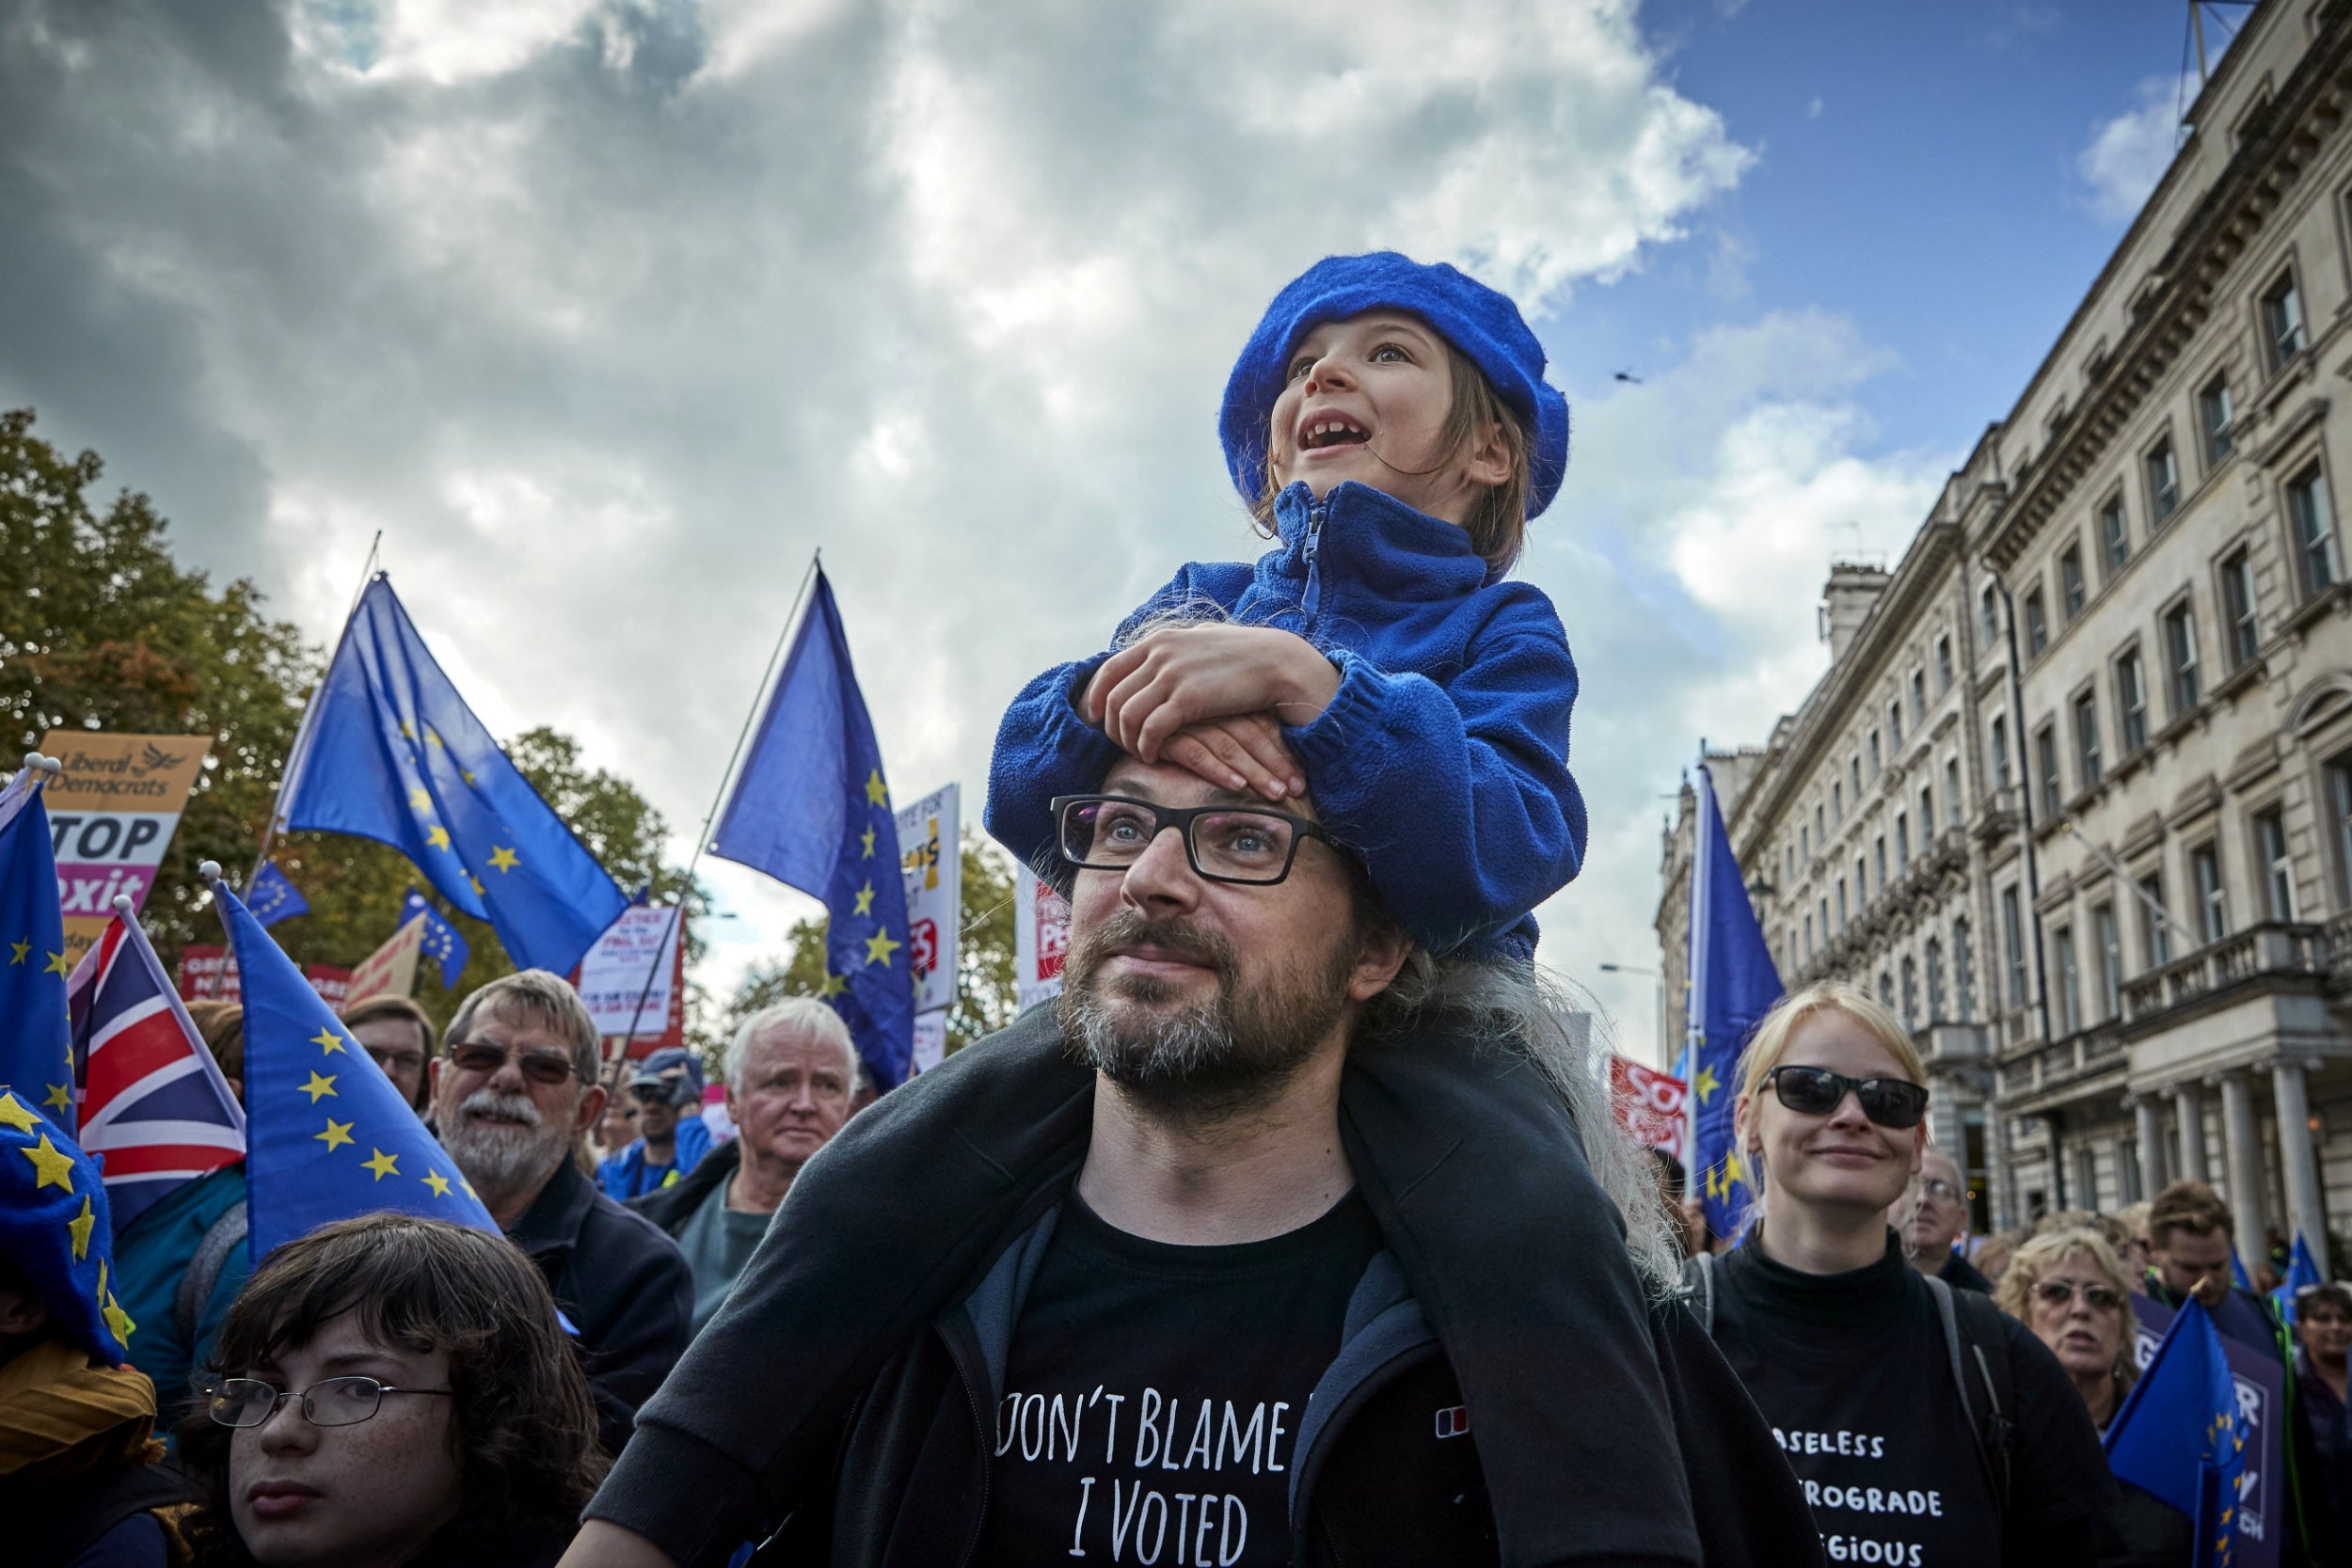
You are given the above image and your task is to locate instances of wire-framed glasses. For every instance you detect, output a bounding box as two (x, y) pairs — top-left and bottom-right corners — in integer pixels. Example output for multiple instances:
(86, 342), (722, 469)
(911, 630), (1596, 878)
(208, 1375), (455, 1429)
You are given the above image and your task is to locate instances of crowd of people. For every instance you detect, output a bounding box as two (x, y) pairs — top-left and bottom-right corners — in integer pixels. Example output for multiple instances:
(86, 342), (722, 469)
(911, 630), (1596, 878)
(16, 250), (2339, 1567)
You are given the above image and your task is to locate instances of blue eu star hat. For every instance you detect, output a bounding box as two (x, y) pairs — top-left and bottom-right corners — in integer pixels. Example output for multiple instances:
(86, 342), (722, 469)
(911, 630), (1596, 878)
(0, 1090), (135, 1363)
(1218, 252), (1573, 520)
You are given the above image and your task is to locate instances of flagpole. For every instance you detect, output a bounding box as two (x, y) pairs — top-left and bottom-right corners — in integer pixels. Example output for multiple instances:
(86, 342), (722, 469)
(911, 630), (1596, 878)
(248, 531), (383, 890)
(610, 550), (823, 1066)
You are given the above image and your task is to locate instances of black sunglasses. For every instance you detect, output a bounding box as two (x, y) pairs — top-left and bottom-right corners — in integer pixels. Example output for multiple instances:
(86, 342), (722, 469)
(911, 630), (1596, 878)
(1764, 1065), (1929, 1130)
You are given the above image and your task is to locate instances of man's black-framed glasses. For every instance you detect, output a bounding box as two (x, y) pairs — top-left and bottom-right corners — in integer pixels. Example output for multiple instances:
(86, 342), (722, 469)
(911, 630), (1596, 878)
(1051, 795), (1331, 885)
(208, 1375), (455, 1429)
(1763, 1065), (1929, 1130)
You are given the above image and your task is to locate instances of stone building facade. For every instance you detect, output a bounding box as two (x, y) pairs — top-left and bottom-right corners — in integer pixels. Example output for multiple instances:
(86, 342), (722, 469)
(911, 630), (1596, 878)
(1655, 1), (2352, 1258)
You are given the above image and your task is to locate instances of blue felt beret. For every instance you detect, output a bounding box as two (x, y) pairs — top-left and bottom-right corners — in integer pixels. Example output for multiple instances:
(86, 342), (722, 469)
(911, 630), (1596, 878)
(0, 1091), (132, 1364)
(1218, 252), (1572, 520)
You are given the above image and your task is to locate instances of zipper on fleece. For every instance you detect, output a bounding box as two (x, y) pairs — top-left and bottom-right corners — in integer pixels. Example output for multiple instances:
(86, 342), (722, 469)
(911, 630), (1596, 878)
(1300, 498), (1329, 625)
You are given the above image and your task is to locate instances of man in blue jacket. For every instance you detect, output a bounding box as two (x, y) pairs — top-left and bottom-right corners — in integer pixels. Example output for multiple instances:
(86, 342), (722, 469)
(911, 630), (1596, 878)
(598, 1047), (713, 1201)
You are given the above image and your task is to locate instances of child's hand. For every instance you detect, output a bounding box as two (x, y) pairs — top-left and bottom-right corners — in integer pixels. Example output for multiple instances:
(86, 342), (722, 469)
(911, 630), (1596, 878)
(1162, 715), (1305, 801)
(1082, 626), (1340, 769)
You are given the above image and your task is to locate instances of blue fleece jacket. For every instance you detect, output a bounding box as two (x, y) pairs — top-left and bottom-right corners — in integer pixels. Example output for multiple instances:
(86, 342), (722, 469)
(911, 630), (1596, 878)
(985, 480), (1585, 958)
(598, 1113), (714, 1203)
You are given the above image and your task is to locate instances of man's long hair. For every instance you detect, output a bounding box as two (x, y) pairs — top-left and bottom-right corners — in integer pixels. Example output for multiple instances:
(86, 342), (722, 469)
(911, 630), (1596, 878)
(1361, 948), (1679, 1291)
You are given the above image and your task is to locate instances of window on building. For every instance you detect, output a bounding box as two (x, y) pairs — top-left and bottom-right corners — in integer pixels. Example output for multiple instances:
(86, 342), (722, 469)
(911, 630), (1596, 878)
(1786, 843), (1796, 883)
(1856, 854), (1868, 904)
(1944, 761), (1962, 826)
(1900, 957), (1919, 1031)
(2201, 376), (2234, 465)
(2074, 690), (2101, 788)
(1909, 669), (1928, 724)
(2330, 755), (2352, 910)
(2145, 439), (2181, 526)
(1879, 970), (1896, 1011)
(2094, 902), (2122, 1021)
(1955, 918), (1977, 1021)
(1991, 715), (2011, 791)
(1896, 812), (1911, 871)
(1981, 583), (2001, 647)
(1801, 822), (1810, 861)
(2025, 588), (2049, 657)
(2219, 548), (2259, 670)
(2055, 925), (2081, 1034)
(2061, 545), (2087, 617)
(2254, 808), (2295, 922)
(1850, 755), (1863, 800)
(2100, 494), (2130, 576)
(2002, 888), (2028, 1010)
(1925, 937), (1946, 1018)
(2117, 648), (2148, 754)
(2193, 842), (2228, 944)
(2288, 463), (2340, 595)
(1869, 729), (1883, 777)
(1815, 803), (1826, 842)
(2163, 601), (2201, 714)
(2264, 270), (2307, 370)
(1804, 911), (1815, 960)
(2138, 873), (2170, 969)
(1833, 782), (1843, 824)
(1888, 698), (1903, 751)
(1874, 836), (1888, 892)
(1820, 897), (1831, 944)
(1935, 635), (1954, 693)
(2037, 722), (2063, 817)
(1836, 879), (1849, 929)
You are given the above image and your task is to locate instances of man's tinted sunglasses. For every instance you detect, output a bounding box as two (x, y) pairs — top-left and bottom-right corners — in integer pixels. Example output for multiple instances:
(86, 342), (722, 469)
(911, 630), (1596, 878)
(1764, 1065), (1929, 1130)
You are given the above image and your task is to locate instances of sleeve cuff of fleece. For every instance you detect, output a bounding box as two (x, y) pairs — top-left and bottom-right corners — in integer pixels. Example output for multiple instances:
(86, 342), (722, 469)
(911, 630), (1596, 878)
(1281, 648), (1387, 816)
(583, 1423), (768, 1566)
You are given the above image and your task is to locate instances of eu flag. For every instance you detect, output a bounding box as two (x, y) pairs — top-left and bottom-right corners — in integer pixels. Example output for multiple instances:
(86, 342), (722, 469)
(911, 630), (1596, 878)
(2106, 1297), (2249, 1567)
(275, 577), (627, 974)
(208, 869), (499, 1266)
(1685, 763), (1783, 1241)
(399, 888), (470, 989)
(0, 763), (76, 1135)
(711, 569), (914, 1088)
(247, 862), (309, 928)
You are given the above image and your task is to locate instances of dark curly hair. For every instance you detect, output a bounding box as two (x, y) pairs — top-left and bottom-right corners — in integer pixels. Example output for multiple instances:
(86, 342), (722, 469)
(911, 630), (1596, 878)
(175, 1213), (607, 1565)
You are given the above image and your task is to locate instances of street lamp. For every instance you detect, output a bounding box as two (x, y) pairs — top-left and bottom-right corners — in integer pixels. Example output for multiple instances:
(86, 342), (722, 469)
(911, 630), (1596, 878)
(1597, 962), (1667, 1069)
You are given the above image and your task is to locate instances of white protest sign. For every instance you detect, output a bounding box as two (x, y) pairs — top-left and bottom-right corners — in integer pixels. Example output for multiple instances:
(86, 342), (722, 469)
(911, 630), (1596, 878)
(577, 906), (683, 1038)
(895, 783), (961, 1015)
(1015, 864), (1070, 1014)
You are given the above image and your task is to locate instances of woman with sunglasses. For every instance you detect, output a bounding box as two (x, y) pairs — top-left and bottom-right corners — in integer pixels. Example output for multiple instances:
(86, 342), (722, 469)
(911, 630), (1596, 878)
(1704, 982), (2112, 1567)
(177, 1213), (606, 1568)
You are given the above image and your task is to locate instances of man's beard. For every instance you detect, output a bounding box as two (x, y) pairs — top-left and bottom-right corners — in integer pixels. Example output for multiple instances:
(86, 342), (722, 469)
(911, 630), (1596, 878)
(437, 1087), (571, 1206)
(1057, 910), (1358, 1122)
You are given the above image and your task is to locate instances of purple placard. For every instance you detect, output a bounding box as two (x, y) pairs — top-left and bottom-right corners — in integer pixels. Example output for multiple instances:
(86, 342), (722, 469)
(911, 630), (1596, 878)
(2129, 1292), (2286, 1568)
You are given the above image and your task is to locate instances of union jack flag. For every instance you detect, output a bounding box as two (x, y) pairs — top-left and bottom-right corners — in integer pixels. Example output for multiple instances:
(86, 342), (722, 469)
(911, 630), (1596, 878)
(69, 911), (246, 1236)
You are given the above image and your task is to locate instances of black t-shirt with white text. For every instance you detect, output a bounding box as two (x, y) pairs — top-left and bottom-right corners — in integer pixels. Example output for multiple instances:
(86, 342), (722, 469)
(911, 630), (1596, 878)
(1710, 1232), (2108, 1568)
(971, 1188), (1383, 1567)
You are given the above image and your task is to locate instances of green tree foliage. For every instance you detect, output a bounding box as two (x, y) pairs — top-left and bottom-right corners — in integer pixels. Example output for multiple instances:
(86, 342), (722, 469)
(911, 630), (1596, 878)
(1, 408), (687, 1032)
(718, 833), (1022, 1078)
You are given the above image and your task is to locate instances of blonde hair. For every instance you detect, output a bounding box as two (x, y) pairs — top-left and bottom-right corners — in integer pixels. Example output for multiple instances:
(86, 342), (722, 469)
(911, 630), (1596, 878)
(1994, 1227), (2138, 1394)
(1734, 980), (1926, 1106)
(1250, 340), (1533, 577)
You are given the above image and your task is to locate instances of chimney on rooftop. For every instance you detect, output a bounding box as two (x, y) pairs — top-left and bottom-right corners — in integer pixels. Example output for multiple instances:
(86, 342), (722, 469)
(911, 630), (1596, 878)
(1819, 562), (1891, 666)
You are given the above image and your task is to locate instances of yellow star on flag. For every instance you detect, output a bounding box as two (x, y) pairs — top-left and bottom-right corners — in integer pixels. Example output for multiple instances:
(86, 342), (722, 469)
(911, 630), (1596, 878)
(103, 1293), (135, 1347)
(312, 1027), (347, 1055)
(300, 1071), (338, 1103)
(1692, 1065), (1721, 1103)
(362, 1148), (400, 1180)
(42, 1082), (71, 1114)
(8, 938), (25, 964)
(460, 1179), (478, 1200)
(864, 926), (902, 968)
(487, 846), (519, 872)
(818, 969), (848, 999)
(401, 721), (416, 739)
(852, 881), (875, 916)
(462, 768), (477, 786)
(0, 1093), (35, 1132)
(469, 875), (485, 895)
(1724, 1148), (1747, 1189)
(422, 1170), (453, 1197)
(20, 1133), (75, 1192)
(424, 727), (444, 749)
(69, 1195), (95, 1260)
(426, 824), (453, 851)
(865, 768), (888, 807)
(315, 1117), (355, 1151)
(409, 786), (432, 810)
(860, 826), (877, 860)
(43, 950), (69, 977)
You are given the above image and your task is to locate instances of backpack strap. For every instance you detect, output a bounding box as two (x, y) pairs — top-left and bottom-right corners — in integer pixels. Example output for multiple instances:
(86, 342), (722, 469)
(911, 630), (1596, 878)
(177, 1200), (249, 1372)
(1676, 1250), (1718, 1335)
(1925, 1274), (2015, 1517)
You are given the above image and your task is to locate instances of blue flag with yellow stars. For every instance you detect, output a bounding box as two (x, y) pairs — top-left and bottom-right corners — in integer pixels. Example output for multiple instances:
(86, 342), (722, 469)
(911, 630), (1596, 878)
(711, 569), (914, 1088)
(247, 861), (310, 927)
(209, 870), (500, 1268)
(1685, 763), (1783, 1243)
(0, 765), (77, 1135)
(275, 576), (627, 975)
(0, 1092), (134, 1361)
(2105, 1297), (2249, 1568)
(399, 888), (470, 989)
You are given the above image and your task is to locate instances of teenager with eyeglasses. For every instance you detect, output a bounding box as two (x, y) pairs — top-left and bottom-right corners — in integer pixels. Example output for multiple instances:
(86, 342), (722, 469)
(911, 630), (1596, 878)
(1686, 982), (2113, 1567)
(177, 1213), (606, 1568)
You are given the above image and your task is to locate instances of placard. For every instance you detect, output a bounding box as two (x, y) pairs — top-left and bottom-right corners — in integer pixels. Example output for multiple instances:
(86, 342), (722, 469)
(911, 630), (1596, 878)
(176, 943), (355, 1008)
(344, 913), (425, 1006)
(577, 906), (685, 1043)
(1014, 865), (1071, 1013)
(39, 731), (213, 972)
(1608, 1054), (1689, 1157)
(896, 783), (961, 1015)
(2128, 1293), (2286, 1567)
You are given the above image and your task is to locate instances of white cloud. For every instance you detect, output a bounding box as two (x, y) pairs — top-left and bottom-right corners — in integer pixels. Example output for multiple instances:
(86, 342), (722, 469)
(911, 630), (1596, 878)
(2077, 73), (2192, 223)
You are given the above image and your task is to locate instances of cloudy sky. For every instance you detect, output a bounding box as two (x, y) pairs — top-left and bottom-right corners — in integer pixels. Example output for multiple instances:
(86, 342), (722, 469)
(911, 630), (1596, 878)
(0, 0), (2232, 1061)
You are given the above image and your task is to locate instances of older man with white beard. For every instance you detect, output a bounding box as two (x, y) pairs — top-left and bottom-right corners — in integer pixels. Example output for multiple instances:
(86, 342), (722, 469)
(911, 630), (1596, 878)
(433, 969), (693, 1455)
